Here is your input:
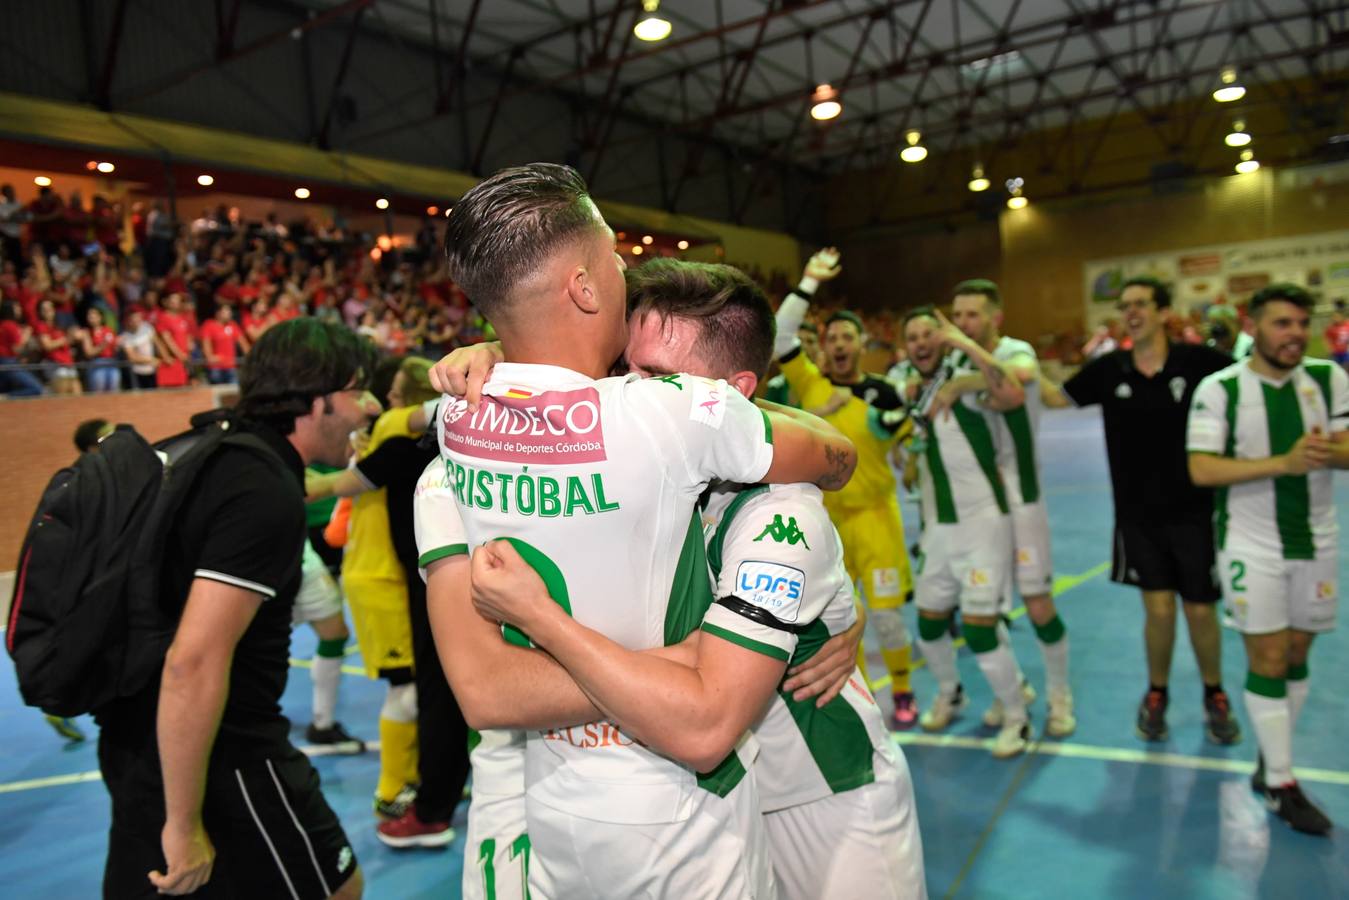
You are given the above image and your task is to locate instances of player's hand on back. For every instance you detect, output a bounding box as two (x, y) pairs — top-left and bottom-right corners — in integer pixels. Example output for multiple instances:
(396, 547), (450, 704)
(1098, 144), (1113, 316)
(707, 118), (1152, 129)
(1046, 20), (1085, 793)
(430, 340), (505, 410)
(781, 616), (864, 708)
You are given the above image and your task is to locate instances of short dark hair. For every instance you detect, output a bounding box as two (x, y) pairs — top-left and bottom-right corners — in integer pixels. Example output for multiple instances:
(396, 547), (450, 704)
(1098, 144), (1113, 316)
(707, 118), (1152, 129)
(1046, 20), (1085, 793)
(237, 319), (377, 434)
(825, 310), (865, 336)
(625, 259), (776, 378)
(444, 163), (605, 321)
(1121, 276), (1171, 310)
(73, 419), (109, 453)
(1249, 282), (1313, 317)
(952, 278), (1001, 307)
(902, 304), (939, 329)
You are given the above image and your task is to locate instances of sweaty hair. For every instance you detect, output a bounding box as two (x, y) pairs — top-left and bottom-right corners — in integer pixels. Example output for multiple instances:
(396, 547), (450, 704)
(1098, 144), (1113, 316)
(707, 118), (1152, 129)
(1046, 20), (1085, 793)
(1121, 275), (1172, 310)
(73, 419), (109, 453)
(825, 310), (865, 336)
(237, 318), (377, 435)
(952, 278), (1002, 308)
(398, 356), (440, 408)
(625, 258), (776, 379)
(443, 163), (604, 321)
(1249, 282), (1313, 317)
(902, 304), (939, 329)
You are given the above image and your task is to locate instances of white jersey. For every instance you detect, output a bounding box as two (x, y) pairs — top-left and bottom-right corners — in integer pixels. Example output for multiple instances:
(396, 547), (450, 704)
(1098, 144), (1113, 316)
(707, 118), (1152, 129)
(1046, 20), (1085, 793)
(990, 336), (1044, 508)
(703, 483), (896, 813)
(1187, 357), (1349, 560)
(418, 363), (775, 825)
(910, 358), (1009, 526)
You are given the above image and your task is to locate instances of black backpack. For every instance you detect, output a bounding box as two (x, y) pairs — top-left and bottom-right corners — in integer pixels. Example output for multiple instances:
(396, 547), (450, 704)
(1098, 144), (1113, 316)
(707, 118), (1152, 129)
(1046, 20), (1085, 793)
(6, 410), (286, 716)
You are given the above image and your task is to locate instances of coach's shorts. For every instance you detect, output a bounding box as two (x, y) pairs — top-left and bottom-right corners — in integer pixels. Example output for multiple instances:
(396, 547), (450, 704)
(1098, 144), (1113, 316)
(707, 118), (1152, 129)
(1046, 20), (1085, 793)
(915, 515), (1012, 619)
(343, 575), (414, 678)
(1216, 550), (1338, 635)
(527, 775), (776, 899)
(292, 539), (343, 626)
(829, 494), (914, 609)
(1111, 518), (1219, 603)
(100, 738), (356, 900)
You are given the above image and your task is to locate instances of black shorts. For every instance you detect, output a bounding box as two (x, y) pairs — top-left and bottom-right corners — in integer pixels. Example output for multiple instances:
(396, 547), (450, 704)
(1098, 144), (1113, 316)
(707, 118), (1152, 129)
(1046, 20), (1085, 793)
(100, 737), (356, 900)
(1111, 518), (1220, 603)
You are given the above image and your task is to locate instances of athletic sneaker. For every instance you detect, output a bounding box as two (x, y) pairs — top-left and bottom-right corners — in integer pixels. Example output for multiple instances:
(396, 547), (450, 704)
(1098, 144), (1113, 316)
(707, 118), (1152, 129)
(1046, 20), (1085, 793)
(1260, 782), (1332, 836)
(1046, 690), (1077, 738)
(44, 715), (85, 743)
(374, 784), (418, 820)
(306, 722), (366, 755)
(1203, 690), (1242, 745)
(376, 811), (456, 849)
(920, 684), (968, 732)
(982, 679), (1037, 727)
(892, 691), (919, 729)
(1135, 689), (1169, 742)
(1250, 754), (1266, 793)
(990, 719), (1032, 759)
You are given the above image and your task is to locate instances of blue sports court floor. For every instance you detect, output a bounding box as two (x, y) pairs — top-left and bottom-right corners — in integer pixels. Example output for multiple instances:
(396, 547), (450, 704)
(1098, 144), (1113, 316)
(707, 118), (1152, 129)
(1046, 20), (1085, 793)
(2, 406), (1346, 898)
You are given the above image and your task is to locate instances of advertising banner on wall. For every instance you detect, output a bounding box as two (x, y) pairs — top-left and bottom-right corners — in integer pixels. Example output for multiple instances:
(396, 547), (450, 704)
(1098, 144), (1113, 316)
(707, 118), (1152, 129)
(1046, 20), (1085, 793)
(1083, 230), (1349, 331)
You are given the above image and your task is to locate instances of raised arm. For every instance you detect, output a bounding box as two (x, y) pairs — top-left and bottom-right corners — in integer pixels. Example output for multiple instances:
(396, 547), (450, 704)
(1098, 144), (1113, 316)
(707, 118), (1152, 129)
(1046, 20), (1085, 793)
(931, 310), (1025, 410)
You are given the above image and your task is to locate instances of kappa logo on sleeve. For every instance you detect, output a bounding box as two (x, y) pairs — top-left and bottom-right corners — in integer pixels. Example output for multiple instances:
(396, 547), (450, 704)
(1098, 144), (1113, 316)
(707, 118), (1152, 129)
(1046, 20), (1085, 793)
(735, 560), (805, 622)
(753, 514), (811, 548)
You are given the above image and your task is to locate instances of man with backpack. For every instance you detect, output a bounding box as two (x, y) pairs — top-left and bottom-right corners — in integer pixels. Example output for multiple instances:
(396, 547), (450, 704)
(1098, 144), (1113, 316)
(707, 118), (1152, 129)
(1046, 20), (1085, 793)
(93, 319), (378, 898)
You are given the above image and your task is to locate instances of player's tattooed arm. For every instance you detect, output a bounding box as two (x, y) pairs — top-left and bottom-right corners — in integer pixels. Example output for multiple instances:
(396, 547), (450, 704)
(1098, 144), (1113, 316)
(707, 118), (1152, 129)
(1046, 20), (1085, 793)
(758, 398), (858, 490)
(821, 444), (853, 491)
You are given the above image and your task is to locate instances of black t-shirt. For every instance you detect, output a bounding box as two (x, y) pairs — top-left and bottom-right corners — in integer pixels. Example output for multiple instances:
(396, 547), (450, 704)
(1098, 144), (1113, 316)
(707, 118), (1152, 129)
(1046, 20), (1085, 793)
(1064, 343), (1230, 524)
(354, 435), (438, 577)
(98, 421), (306, 757)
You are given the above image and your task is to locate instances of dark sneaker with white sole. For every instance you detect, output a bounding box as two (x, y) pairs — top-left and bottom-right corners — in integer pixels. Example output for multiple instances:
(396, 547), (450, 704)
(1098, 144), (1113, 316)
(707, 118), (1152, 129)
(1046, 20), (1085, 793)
(1260, 781), (1332, 836)
(306, 721), (366, 755)
(1203, 690), (1241, 745)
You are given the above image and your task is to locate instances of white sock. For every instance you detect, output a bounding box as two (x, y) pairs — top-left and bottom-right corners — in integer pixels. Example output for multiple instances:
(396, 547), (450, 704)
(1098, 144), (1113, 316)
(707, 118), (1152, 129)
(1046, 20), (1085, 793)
(1287, 676), (1310, 733)
(1244, 689), (1293, 786)
(995, 620), (1026, 683)
(1039, 633), (1070, 697)
(311, 655), (342, 729)
(976, 645), (1027, 725)
(917, 634), (959, 697)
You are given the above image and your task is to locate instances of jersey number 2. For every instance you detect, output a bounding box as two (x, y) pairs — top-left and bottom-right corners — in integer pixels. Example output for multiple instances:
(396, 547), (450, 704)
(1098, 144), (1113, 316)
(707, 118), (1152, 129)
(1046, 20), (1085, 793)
(1228, 560), (1247, 593)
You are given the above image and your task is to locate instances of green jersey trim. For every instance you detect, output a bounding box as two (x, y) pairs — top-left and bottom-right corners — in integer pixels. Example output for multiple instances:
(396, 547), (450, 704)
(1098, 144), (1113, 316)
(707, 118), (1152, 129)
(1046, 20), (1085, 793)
(952, 402), (1009, 514)
(924, 424), (958, 524)
(663, 510), (717, 646)
(1263, 381), (1314, 559)
(418, 543), (468, 567)
(706, 485), (772, 580)
(701, 621), (791, 662)
(781, 679), (876, 795)
(695, 745), (747, 797)
(760, 409), (774, 445)
(1306, 362), (1334, 414)
(499, 537), (573, 648)
(1214, 376), (1240, 550)
(1002, 405), (1040, 504)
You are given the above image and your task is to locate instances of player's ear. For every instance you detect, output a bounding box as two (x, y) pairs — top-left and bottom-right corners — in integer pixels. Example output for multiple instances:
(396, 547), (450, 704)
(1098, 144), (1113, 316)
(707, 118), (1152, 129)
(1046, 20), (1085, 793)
(565, 264), (601, 315)
(727, 370), (758, 399)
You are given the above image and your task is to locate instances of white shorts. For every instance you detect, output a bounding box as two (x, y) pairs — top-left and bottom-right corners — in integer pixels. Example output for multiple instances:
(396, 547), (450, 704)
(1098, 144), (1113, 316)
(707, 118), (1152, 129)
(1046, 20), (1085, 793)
(763, 748), (927, 900)
(1216, 550), (1338, 634)
(463, 791), (530, 900)
(527, 776), (776, 900)
(291, 539), (343, 626)
(1010, 501), (1054, 599)
(915, 516), (1012, 619)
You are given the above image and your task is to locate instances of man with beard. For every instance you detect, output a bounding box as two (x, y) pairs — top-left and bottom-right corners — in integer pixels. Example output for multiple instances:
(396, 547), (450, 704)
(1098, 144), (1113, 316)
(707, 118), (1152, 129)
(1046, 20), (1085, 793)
(933, 280), (1075, 737)
(901, 306), (1031, 757)
(1040, 277), (1240, 745)
(773, 250), (920, 727)
(1187, 283), (1348, 835)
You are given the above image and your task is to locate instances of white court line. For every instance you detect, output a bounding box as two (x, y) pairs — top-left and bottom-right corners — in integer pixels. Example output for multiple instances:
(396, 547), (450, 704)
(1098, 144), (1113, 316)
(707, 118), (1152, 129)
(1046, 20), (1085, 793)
(0, 742), (380, 794)
(892, 731), (1349, 787)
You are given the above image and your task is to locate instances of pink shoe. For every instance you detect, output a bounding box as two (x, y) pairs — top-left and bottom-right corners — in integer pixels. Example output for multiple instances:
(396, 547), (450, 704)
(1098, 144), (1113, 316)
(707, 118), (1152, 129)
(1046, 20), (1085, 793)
(892, 691), (919, 729)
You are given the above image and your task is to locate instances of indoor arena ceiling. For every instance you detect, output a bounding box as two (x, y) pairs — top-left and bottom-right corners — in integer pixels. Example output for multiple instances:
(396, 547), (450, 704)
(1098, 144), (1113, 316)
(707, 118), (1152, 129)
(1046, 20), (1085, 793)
(301, 0), (1348, 175)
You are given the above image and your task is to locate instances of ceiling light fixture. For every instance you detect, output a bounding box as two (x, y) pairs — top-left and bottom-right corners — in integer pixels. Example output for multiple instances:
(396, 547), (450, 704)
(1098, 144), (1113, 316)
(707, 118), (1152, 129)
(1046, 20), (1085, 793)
(1006, 176), (1027, 210)
(1213, 67), (1246, 103)
(899, 130), (928, 163)
(96, 162), (115, 174)
(1225, 119), (1251, 147)
(1235, 148), (1260, 174)
(294, 187), (311, 199)
(34, 176), (51, 187)
(677, 239), (689, 250)
(810, 84), (842, 121)
(376, 198), (389, 210)
(426, 205), (439, 216)
(197, 174), (215, 187)
(967, 163), (990, 192)
(632, 245), (644, 256)
(633, 0), (672, 42)
(642, 235), (654, 245)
